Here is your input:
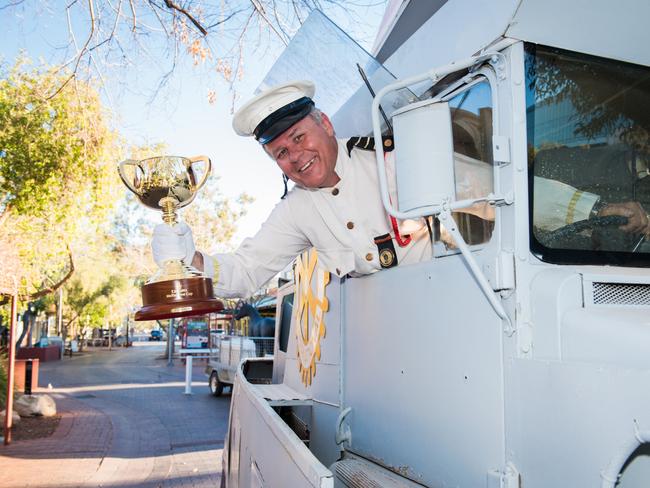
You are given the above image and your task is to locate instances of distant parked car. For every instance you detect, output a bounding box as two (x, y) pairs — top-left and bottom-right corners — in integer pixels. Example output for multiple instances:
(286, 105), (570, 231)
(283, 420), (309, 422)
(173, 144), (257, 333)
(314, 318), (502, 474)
(149, 330), (163, 341)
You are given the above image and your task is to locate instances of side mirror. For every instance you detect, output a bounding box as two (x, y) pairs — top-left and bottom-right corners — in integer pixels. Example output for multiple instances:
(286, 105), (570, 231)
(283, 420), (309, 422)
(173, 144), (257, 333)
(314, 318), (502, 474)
(392, 100), (456, 216)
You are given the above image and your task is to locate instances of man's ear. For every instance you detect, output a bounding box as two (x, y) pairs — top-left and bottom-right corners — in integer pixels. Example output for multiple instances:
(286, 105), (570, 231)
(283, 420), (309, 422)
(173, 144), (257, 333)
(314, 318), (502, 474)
(321, 112), (335, 136)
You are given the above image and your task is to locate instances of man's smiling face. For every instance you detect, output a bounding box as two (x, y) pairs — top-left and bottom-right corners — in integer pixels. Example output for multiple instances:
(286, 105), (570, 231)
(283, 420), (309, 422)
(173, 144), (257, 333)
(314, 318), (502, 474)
(264, 112), (340, 188)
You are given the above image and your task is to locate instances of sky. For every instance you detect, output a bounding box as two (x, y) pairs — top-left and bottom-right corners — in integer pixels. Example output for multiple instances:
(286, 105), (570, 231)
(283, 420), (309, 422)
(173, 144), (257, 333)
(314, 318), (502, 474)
(0, 1), (388, 250)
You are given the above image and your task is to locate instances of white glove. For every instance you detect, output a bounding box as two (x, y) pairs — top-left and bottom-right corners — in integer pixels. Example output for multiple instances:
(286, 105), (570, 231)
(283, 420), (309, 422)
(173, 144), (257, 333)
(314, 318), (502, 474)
(151, 223), (196, 268)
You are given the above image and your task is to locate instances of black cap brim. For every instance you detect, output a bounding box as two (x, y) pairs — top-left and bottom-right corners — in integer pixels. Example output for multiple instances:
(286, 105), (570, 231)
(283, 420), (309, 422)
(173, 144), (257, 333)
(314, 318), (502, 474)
(254, 97), (315, 144)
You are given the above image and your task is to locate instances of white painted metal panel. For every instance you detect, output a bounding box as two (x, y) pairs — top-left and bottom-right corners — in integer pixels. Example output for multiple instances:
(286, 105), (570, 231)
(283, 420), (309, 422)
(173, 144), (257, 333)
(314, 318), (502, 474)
(343, 255), (505, 486)
(562, 308), (650, 370)
(508, 359), (650, 487)
(254, 383), (313, 406)
(528, 269), (582, 360)
(282, 360), (340, 407)
(382, 0), (650, 83)
(382, 0), (519, 79)
(507, 0), (650, 67)
(230, 366), (334, 488)
(309, 403), (343, 471)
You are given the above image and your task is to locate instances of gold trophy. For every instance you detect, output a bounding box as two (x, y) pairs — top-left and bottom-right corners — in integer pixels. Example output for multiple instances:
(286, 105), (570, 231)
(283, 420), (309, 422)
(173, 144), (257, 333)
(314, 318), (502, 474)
(118, 155), (223, 321)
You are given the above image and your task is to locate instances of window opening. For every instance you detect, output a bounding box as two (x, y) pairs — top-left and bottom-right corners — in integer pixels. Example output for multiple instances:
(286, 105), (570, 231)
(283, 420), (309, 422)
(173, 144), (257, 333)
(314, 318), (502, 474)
(526, 43), (650, 266)
(441, 79), (496, 247)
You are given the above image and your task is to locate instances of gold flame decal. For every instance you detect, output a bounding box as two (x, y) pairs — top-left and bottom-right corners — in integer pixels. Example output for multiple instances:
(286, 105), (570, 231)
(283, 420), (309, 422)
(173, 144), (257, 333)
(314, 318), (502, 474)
(295, 249), (330, 386)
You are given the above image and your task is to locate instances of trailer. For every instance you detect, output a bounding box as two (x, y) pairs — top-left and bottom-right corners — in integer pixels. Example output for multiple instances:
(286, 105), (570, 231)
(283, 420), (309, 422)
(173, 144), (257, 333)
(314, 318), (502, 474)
(205, 334), (275, 396)
(222, 1), (650, 486)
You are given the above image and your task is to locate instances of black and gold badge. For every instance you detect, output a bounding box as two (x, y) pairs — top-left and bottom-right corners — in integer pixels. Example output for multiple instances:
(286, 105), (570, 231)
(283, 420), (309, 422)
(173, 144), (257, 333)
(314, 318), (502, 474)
(373, 233), (398, 269)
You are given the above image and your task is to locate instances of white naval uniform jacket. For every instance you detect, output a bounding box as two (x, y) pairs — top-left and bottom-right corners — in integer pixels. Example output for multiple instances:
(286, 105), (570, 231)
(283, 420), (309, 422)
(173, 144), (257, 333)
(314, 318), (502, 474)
(533, 176), (599, 231)
(207, 138), (432, 298)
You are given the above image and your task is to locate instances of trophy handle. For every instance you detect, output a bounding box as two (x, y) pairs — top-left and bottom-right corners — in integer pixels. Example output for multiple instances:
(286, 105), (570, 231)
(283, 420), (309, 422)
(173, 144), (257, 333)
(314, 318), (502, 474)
(118, 159), (143, 195)
(188, 155), (212, 191)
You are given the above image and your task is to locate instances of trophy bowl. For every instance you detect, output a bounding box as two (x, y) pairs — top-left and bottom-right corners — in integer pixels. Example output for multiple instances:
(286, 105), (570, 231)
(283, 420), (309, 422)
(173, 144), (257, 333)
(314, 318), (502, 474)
(118, 155), (224, 321)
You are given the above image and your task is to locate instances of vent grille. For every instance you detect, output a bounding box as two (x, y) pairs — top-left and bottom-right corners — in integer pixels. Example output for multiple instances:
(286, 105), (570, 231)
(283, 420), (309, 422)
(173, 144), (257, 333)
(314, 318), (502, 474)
(334, 458), (421, 487)
(592, 282), (650, 306)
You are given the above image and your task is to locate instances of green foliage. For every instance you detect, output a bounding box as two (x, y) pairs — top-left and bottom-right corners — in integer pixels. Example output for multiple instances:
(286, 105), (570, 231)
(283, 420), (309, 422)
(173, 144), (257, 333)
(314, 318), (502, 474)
(65, 274), (126, 330)
(0, 56), (119, 219)
(0, 56), (122, 296)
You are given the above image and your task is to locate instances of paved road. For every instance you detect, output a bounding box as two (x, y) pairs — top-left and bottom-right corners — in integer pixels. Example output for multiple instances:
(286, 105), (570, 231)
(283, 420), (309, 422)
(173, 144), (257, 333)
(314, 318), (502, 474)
(0, 343), (230, 488)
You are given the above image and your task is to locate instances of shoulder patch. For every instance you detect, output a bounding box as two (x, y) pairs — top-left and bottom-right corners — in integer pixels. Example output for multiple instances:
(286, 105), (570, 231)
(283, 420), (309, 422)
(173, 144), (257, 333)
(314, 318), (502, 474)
(346, 136), (394, 156)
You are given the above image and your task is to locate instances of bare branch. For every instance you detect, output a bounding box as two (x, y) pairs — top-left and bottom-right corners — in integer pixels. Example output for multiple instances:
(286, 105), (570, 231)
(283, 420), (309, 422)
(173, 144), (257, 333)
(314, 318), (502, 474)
(145, 0), (170, 36)
(128, 0), (136, 31)
(270, 0), (291, 39)
(205, 8), (244, 30)
(160, 0), (208, 36)
(292, 0), (304, 24)
(0, 0), (26, 11)
(87, 0), (122, 54)
(7, 0), (383, 104)
(26, 251), (75, 300)
(47, 0), (97, 100)
(250, 0), (289, 45)
(229, 9), (255, 93)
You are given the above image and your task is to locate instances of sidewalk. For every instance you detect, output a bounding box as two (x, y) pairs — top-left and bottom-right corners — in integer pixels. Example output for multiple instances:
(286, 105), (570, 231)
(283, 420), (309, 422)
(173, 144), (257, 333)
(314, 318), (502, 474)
(0, 344), (229, 488)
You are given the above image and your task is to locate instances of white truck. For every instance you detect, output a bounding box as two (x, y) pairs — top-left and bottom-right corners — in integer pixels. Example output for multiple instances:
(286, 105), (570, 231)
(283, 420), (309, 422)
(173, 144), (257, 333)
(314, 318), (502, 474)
(206, 333), (275, 396)
(222, 1), (650, 487)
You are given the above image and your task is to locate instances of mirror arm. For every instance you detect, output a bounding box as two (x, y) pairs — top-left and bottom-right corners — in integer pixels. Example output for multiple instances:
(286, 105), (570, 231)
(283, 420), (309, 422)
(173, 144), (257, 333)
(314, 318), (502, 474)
(449, 193), (514, 212)
(438, 206), (514, 335)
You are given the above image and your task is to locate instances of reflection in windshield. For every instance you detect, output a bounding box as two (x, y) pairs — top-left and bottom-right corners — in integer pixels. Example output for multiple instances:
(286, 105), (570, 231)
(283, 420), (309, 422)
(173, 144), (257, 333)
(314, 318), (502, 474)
(526, 44), (650, 264)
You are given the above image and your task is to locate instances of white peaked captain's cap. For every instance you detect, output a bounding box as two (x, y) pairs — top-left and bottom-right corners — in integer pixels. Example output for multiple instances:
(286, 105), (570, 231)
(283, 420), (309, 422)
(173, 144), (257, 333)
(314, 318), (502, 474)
(232, 80), (315, 144)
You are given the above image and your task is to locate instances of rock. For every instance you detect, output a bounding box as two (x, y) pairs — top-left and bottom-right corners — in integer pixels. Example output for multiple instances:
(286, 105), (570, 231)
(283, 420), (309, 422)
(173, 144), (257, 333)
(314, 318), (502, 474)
(0, 409), (21, 425)
(14, 394), (57, 417)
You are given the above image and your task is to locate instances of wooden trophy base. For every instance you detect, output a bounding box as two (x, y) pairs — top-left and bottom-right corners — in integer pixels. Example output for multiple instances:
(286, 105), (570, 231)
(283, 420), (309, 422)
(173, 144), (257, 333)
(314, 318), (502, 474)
(134, 276), (224, 321)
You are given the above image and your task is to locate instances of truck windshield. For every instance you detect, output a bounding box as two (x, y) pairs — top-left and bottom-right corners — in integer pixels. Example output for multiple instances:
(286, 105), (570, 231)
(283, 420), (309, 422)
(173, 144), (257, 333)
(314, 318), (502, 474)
(526, 43), (650, 266)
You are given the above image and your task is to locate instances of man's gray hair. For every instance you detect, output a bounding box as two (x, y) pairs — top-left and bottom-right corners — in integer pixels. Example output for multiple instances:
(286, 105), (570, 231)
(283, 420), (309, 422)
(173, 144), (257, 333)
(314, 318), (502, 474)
(308, 106), (324, 124)
(309, 106), (335, 136)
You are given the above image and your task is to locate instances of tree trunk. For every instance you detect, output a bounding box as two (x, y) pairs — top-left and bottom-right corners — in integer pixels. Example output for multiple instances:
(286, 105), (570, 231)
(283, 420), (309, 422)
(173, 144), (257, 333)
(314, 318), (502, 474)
(15, 315), (29, 350)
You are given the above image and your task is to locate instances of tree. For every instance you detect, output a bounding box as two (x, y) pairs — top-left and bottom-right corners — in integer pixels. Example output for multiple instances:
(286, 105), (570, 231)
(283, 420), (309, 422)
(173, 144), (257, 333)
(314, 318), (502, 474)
(0, 57), (122, 297)
(4, 1), (385, 102)
(64, 274), (125, 338)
